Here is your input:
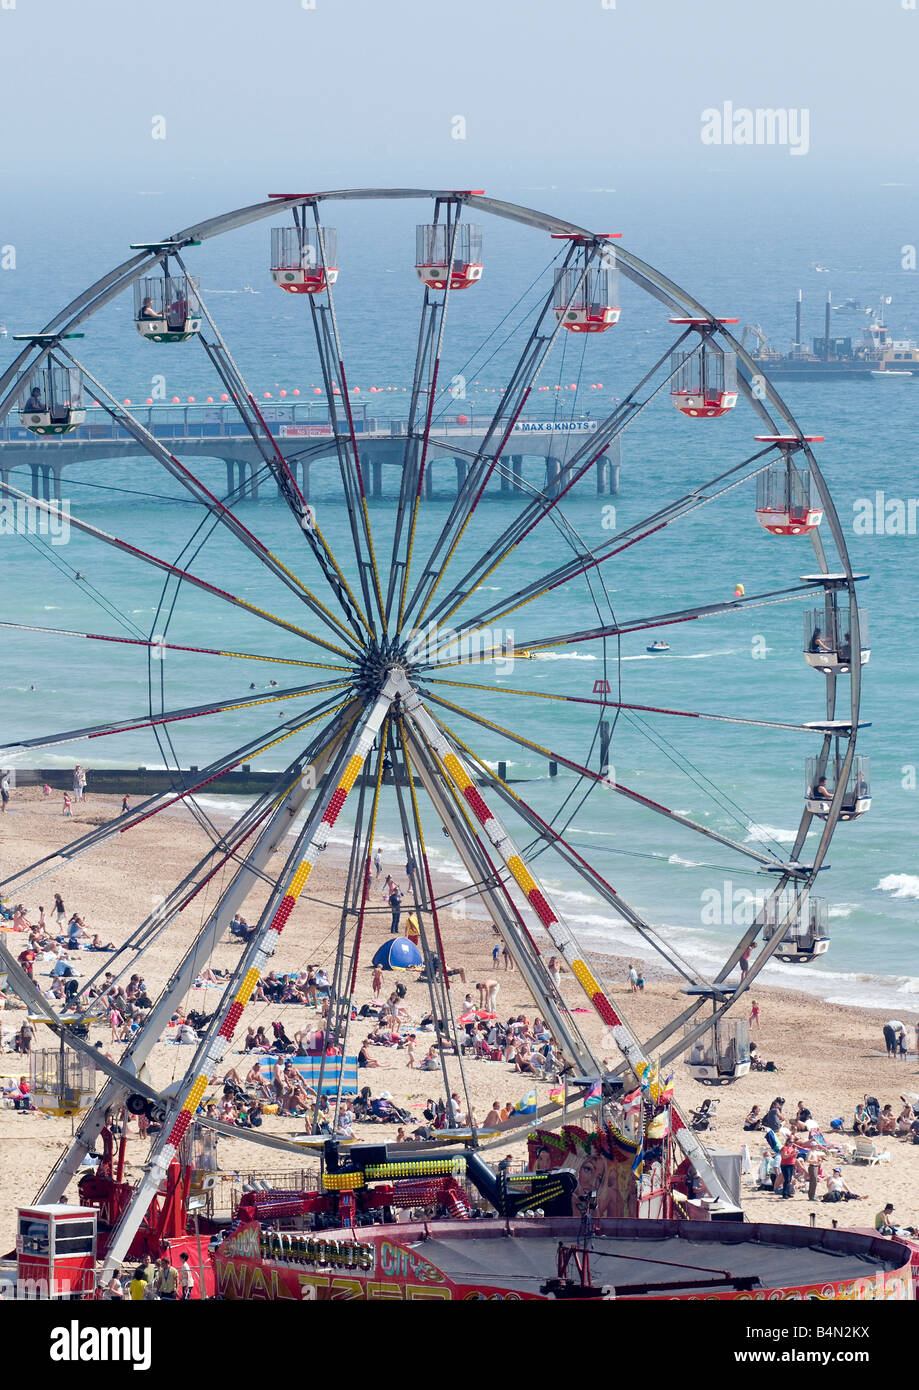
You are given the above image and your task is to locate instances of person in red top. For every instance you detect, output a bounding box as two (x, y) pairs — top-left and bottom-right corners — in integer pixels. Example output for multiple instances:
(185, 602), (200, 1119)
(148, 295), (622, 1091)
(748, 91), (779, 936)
(14, 1076), (31, 1112)
(779, 1136), (799, 1198)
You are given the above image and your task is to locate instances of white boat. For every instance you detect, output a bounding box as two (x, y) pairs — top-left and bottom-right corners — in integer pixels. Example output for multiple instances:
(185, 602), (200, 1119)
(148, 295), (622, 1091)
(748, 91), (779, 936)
(647, 640), (671, 653)
(871, 368), (913, 377)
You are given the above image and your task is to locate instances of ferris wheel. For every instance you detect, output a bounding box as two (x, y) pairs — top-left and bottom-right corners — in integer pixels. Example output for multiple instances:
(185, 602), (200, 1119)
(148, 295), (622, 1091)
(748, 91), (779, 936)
(0, 190), (868, 1258)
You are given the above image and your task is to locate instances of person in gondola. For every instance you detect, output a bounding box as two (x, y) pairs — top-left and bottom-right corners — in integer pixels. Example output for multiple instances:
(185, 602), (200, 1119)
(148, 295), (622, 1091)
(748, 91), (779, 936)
(166, 292), (187, 327)
(25, 386), (44, 413)
(809, 627), (833, 654)
(812, 774), (831, 800)
(139, 297), (161, 321)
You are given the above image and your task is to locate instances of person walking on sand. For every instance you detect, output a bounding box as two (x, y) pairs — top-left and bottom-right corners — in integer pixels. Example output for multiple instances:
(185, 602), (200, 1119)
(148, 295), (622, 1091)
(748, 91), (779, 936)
(62, 792), (72, 818)
(0, 773), (9, 814)
(749, 999), (760, 1030)
(628, 964), (638, 993)
(371, 965), (383, 999)
(388, 884), (403, 935)
(373, 847), (382, 879)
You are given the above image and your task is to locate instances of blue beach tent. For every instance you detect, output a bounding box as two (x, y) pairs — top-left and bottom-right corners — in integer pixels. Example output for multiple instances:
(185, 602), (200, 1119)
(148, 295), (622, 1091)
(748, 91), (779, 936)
(371, 938), (423, 971)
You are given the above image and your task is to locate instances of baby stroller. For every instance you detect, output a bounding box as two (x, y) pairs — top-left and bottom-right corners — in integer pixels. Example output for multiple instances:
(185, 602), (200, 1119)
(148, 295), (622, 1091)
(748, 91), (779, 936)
(689, 1097), (719, 1132)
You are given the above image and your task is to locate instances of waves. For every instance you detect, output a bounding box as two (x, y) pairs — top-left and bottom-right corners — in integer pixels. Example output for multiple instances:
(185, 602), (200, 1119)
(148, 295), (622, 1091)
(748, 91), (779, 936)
(534, 651), (597, 661)
(744, 822), (798, 845)
(875, 873), (919, 900)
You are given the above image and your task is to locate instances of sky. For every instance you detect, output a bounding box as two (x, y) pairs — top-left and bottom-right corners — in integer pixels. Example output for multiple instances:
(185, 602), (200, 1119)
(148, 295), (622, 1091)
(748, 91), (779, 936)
(0, 0), (917, 197)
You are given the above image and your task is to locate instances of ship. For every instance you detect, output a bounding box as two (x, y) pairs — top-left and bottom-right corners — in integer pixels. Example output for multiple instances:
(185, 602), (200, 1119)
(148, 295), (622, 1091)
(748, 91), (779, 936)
(742, 291), (918, 380)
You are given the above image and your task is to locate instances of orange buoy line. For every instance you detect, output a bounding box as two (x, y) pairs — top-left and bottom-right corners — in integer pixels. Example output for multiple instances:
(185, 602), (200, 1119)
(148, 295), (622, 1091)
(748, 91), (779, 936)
(101, 382), (612, 410)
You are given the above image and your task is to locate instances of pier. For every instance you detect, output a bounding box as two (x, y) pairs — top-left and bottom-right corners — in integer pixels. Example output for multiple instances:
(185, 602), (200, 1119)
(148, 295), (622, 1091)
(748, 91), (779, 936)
(0, 402), (620, 503)
(7, 760), (559, 797)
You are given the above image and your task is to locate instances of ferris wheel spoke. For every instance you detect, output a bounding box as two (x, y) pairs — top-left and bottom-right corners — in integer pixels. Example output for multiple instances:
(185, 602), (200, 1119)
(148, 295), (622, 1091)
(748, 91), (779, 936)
(0, 621), (350, 672)
(175, 266), (372, 644)
(0, 678), (350, 756)
(388, 730), (489, 1133)
(0, 693), (356, 897)
(431, 709), (705, 987)
(423, 675), (831, 735)
(424, 331), (697, 629)
(296, 205), (386, 632)
(426, 444), (779, 654)
(98, 676), (399, 1276)
(401, 242), (596, 631)
(422, 581), (816, 669)
(422, 690), (795, 874)
(0, 479), (355, 661)
(58, 350), (362, 653)
(387, 204), (467, 628)
(399, 716), (599, 1082)
(402, 684), (662, 1084)
(38, 706), (362, 1209)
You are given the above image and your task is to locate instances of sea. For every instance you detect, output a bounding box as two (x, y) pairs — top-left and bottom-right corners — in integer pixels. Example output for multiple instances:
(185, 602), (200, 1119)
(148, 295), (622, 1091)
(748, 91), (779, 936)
(1, 173), (917, 1012)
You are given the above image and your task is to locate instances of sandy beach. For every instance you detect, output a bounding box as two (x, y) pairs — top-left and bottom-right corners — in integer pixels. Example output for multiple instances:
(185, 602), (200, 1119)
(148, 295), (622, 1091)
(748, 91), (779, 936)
(1, 783), (917, 1255)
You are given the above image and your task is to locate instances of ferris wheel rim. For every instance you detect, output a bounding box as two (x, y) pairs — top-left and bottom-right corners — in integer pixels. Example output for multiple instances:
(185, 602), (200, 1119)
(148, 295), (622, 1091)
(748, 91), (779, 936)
(0, 189), (868, 1089)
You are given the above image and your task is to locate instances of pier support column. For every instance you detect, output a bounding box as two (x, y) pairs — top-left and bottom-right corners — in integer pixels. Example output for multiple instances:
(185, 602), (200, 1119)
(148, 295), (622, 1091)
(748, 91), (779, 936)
(424, 463), (433, 500)
(30, 463), (41, 499)
(300, 461), (310, 503)
(512, 454), (524, 493)
(545, 456), (560, 497)
(247, 461), (259, 501)
(454, 457), (468, 493)
(499, 455), (511, 493)
(607, 436), (621, 495)
(596, 454), (609, 495)
(372, 459), (383, 499)
(50, 464), (63, 503)
(225, 459), (244, 499)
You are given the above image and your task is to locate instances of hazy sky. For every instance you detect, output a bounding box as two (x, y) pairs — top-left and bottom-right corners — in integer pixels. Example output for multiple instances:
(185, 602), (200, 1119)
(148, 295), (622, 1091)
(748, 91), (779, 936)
(1, 0), (917, 194)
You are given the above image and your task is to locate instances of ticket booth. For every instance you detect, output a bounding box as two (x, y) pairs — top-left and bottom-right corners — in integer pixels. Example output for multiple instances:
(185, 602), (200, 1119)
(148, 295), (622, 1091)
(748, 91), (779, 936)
(16, 1204), (97, 1299)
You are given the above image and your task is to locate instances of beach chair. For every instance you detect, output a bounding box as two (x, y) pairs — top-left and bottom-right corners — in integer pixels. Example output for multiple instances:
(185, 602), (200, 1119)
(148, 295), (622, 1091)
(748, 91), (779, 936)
(852, 1139), (890, 1166)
